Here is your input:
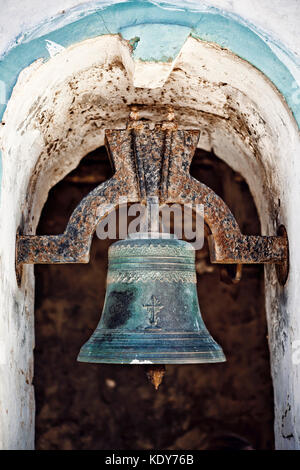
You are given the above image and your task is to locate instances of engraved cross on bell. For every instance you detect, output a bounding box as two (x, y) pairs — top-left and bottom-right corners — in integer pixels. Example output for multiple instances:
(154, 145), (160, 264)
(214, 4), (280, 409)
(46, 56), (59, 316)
(143, 296), (163, 329)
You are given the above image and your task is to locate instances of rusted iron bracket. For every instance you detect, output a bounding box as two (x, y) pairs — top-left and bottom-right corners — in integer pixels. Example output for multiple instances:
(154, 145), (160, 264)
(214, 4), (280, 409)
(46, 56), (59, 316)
(16, 114), (289, 285)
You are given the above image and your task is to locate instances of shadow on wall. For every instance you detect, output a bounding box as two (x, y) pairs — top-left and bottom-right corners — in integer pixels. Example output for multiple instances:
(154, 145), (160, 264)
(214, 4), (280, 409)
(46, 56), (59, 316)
(33, 146), (274, 450)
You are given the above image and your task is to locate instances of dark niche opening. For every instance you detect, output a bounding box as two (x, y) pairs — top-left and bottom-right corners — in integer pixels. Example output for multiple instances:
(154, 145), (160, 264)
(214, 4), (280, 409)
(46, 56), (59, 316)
(34, 146), (274, 450)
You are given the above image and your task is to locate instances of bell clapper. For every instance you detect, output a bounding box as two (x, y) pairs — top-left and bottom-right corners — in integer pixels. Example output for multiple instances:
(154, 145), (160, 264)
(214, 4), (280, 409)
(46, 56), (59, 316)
(145, 364), (166, 390)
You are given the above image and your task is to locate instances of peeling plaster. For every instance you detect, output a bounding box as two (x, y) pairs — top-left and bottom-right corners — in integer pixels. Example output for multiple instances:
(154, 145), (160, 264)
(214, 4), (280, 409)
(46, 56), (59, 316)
(1, 1), (300, 198)
(0, 2), (299, 123)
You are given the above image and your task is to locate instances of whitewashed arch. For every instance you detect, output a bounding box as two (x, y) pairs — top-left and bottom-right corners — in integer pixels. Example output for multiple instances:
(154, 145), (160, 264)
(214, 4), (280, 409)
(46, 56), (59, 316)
(0, 34), (299, 449)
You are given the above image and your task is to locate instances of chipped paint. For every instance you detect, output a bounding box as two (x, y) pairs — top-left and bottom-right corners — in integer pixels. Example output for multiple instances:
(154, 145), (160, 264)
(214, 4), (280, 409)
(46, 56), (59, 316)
(130, 360), (153, 364)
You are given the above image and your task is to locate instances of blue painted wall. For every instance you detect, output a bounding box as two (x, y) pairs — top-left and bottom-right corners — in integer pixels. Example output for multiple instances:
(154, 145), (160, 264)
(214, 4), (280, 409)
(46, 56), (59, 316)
(0, 0), (299, 190)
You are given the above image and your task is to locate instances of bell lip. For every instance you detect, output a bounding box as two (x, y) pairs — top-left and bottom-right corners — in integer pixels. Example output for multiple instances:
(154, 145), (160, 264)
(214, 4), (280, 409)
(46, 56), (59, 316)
(77, 352), (227, 364)
(77, 330), (226, 364)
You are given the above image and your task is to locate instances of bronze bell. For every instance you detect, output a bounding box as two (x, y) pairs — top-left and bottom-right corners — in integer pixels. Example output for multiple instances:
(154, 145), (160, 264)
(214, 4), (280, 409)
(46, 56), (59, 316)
(77, 235), (226, 365)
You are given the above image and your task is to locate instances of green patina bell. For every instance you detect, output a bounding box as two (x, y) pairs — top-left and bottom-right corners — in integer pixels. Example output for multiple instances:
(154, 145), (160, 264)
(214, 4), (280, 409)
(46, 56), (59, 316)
(77, 235), (226, 365)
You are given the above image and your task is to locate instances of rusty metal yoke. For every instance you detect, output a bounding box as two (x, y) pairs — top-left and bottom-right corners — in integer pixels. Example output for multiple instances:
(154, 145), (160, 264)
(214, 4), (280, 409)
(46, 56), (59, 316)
(16, 116), (289, 285)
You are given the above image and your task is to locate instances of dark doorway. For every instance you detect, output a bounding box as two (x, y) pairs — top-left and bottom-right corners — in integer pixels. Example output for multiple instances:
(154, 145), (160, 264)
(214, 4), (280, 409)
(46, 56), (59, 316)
(34, 146), (274, 450)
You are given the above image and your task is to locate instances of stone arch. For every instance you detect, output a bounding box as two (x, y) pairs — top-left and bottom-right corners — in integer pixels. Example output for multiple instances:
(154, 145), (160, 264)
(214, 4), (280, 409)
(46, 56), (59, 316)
(0, 33), (299, 449)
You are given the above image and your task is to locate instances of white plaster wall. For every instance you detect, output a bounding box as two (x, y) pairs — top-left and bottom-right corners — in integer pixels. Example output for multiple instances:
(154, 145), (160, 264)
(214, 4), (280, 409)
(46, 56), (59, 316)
(0, 0), (300, 58)
(0, 0), (89, 55)
(0, 34), (300, 448)
(199, 0), (300, 58)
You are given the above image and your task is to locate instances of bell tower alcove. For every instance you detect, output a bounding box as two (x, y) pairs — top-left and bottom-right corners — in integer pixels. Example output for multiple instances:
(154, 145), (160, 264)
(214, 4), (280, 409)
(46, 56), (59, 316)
(33, 144), (274, 449)
(0, 16), (299, 448)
